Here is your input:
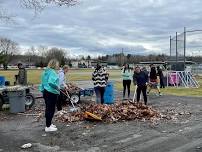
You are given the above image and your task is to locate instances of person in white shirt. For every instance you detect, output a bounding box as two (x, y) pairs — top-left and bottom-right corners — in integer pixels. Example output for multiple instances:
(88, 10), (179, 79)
(58, 65), (69, 89)
(57, 65), (69, 112)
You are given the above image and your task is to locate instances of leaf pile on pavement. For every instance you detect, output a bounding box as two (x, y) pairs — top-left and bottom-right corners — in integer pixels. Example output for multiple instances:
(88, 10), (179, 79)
(160, 108), (192, 120)
(56, 101), (160, 123)
(24, 102), (44, 121)
(66, 83), (81, 94)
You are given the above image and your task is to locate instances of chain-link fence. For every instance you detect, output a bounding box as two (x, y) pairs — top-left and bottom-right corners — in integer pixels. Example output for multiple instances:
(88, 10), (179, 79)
(192, 64), (202, 76)
(169, 28), (202, 71)
(186, 30), (202, 56)
(170, 31), (185, 62)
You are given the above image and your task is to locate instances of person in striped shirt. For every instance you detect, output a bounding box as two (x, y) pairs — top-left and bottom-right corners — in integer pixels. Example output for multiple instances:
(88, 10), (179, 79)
(92, 64), (109, 104)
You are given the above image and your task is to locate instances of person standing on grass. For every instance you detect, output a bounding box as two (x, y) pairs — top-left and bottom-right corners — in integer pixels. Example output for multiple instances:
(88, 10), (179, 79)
(15, 63), (27, 85)
(133, 66), (148, 105)
(147, 65), (162, 96)
(57, 65), (69, 113)
(39, 59), (60, 132)
(92, 63), (108, 104)
(122, 63), (132, 100)
(157, 66), (165, 88)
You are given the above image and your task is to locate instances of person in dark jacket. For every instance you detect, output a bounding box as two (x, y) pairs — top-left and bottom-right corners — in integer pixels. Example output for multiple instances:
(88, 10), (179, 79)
(15, 63), (27, 85)
(92, 64), (109, 104)
(157, 66), (165, 88)
(133, 66), (148, 105)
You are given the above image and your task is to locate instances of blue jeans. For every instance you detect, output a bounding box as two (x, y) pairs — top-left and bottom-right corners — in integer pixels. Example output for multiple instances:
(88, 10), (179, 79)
(94, 86), (105, 104)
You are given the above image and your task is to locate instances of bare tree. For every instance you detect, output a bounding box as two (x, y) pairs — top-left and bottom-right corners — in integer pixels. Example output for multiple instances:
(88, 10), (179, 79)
(46, 47), (66, 66)
(0, 1), (15, 22)
(0, 0), (78, 21)
(0, 37), (18, 69)
(30, 46), (36, 55)
(0, 10), (13, 22)
(21, 0), (78, 9)
(37, 45), (48, 56)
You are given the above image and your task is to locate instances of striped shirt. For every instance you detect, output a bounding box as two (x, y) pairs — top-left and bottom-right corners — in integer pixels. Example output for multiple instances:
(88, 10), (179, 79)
(92, 68), (108, 87)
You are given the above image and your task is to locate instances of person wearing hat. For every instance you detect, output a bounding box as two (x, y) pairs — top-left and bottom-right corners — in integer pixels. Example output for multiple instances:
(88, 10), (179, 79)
(15, 62), (27, 85)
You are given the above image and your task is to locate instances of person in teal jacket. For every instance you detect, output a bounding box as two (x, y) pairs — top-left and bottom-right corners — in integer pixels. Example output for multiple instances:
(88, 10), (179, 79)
(121, 64), (133, 99)
(39, 59), (60, 132)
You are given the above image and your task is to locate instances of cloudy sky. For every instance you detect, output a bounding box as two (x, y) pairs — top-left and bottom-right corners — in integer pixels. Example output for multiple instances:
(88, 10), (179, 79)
(0, 0), (202, 57)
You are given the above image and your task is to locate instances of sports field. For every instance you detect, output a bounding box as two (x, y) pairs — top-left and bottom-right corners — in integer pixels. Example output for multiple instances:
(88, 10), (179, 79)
(1, 69), (202, 97)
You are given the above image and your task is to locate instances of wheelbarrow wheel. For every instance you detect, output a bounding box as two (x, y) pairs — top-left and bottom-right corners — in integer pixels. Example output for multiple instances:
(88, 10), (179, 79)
(25, 93), (35, 109)
(70, 94), (80, 104)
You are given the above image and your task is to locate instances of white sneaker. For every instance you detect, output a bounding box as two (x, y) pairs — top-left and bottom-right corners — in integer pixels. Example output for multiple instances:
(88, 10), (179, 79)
(51, 124), (56, 128)
(45, 126), (58, 132)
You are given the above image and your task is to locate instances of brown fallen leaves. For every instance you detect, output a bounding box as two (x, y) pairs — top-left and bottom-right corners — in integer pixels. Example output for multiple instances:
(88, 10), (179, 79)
(56, 101), (160, 123)
(66, 83), (81, 94)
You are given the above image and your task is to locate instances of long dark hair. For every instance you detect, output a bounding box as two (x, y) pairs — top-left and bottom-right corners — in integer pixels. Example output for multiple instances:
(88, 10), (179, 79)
(123, 64), (130, 73)
(150, 66), (157, 79)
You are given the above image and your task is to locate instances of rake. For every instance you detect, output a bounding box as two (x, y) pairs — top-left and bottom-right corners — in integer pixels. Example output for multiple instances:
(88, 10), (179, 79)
(132, 85), (138, 102)
(59, 89), (80, 112)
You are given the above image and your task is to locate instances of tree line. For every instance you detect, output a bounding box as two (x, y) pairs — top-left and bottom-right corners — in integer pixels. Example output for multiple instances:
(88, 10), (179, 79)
(1, 37), (202, 70)
(0, 37), (70, 69)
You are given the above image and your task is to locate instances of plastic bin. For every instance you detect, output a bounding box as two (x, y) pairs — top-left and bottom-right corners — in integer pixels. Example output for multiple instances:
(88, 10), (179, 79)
(7, 90), (26, 113)
(168, 72), (180, 85)
(104, 82), (114, 104)
(0, 76), (5, 86)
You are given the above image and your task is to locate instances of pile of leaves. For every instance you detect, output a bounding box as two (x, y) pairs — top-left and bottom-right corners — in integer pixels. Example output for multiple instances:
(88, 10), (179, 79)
(56, 101), (160, 123)
(66, 83), (81, 94)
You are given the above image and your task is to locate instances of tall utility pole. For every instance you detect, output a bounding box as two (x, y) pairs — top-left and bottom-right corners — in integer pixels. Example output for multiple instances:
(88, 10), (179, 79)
(176, 32), (178, 70)
(184, 27), (186, 70)
(121, 48), (124, 66)
(170, 36), (172, 57)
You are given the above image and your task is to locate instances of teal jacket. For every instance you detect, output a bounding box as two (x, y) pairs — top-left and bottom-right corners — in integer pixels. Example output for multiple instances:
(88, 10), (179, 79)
(39, 68), (60, 94)
(122, 69), (132, 80)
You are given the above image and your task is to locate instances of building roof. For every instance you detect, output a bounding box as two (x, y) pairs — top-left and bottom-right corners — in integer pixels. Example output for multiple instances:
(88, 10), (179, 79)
(139, 61), (196, 65)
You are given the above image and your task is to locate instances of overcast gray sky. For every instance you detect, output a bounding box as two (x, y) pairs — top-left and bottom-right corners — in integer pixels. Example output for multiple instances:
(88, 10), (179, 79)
(0, 0), (202, 57)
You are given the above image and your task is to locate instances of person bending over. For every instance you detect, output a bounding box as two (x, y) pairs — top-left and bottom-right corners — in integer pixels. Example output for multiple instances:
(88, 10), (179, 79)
(56, 65), (69, 113)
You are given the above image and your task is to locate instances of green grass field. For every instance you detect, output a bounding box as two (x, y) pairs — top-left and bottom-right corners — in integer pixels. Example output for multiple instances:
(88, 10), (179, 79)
(1, 69), (202, 97)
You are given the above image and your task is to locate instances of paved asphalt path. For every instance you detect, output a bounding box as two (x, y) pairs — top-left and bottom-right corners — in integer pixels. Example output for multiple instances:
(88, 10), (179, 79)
(0, 82), (202, 152)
